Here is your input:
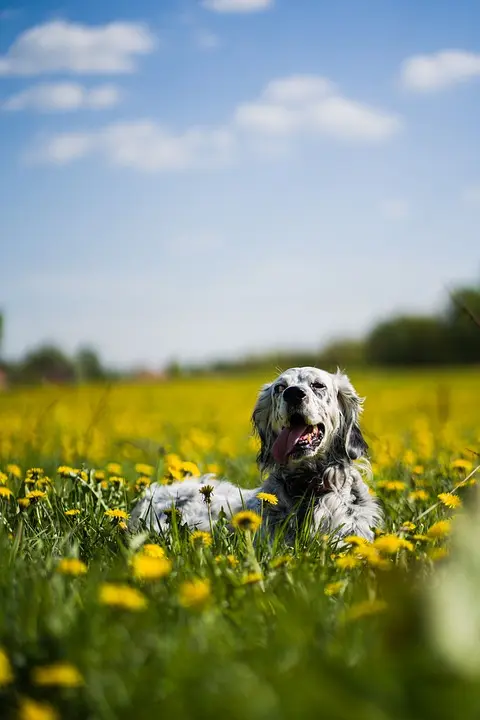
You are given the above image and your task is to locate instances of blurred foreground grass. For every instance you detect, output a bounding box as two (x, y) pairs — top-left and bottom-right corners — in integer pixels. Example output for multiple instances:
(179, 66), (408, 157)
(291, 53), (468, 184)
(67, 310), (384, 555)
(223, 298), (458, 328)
(0, 368), (479, 719)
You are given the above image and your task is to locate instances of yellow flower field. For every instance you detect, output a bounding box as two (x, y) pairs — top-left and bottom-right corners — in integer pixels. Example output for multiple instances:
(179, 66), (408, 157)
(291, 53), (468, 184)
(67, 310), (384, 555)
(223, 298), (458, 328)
(0, 367), (479, 719)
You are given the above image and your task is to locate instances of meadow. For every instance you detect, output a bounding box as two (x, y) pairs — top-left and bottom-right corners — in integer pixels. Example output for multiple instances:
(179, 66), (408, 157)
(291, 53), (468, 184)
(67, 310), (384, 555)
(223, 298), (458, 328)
(0, 367), (479, 720)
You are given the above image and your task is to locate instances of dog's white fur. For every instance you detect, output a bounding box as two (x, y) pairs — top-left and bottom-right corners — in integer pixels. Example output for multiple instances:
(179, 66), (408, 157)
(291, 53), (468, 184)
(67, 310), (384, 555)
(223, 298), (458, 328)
(129, 367), (382, 542)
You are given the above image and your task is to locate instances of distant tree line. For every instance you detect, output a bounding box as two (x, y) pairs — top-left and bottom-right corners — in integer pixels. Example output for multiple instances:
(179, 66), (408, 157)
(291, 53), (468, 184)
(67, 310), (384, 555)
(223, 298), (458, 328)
(0, 281), (478, 386)
(174, 281), (480, 375)
(0, 343), (118, 386)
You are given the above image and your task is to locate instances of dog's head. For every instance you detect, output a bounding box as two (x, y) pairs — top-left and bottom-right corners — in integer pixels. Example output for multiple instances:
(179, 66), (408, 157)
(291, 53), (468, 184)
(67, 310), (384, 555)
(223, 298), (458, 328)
(252, 367), (368, 472)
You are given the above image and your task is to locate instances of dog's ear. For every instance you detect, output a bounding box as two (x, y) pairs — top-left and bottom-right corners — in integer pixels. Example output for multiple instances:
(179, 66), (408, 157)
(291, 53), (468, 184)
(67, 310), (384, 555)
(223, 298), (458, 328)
(335, 370), (368, 461)
(251, 382), (275, 472)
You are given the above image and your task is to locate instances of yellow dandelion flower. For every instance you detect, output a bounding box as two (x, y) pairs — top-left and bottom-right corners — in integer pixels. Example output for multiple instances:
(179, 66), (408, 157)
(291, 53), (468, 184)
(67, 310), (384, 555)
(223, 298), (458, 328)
(6, 464), (21, 479)
(354, 545), (390, 569)
(346, 599), (387, 621)
(164, 453), (182, 469)
(257, 492), (278, 505)
(0, 471), (8, 485)
(181, 461), (201, 477)
(0, 486), (13, 499)
(412, 534), (430, 543)
(190, 530), (213, 547)
(106, 462), (122, 475)
(164, 468), (183, 482)
(36, 477), (51, 491)
(336, 554), (360, 570)
(32, 662), (83, 687)
(26, 468), (44, 483)
(18, 698), (59, 720)
(135, 463), (154, 476)
(0, 647), (13, 686)
(427, 520), (451, 539)
(451, 458), (473, 471)
(178, 578), (211, 609)
(373, 535), (414, 554)
(105, 508), (128, 521)
(142, 544), (166, 558)
(412, 465), (424, 475)
(131, 554), (172, 580)
(377, 481), (406, 492)
(343, 535), (368, 546)
(26, 490), (46, 502)
(241, 572), (263, 585)
(400, 521), (416, 532)
(438, 493), (462, 509)
(408, 490), (429, 502)
(64, 509), (81, 516)
(57, 465), (74, 478)
(324, 581), (346, 596)
(231, 510), (262, 533)
(56, 558), (88, 576)
(18, 498), (30, 509)
(109, 475), (126, 487)
(94, 470), (105, 482)
(135, 476), (151, 491)
(99, 583), (147, 611)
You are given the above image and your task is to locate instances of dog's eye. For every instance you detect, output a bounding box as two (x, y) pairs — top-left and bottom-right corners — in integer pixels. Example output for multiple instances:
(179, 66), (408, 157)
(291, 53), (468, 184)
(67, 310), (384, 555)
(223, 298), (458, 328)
(311, 381), (326, 391)
(273, 383), (286, 395)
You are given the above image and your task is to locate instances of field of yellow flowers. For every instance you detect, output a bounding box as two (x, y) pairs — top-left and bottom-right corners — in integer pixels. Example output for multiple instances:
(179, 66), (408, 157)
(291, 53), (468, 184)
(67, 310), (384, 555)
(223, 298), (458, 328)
(0, 367), (479, 720)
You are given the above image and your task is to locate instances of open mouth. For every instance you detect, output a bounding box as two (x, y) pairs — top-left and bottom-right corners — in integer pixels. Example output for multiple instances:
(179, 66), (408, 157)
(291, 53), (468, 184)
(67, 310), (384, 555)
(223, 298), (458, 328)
(272, 414), (325, 464)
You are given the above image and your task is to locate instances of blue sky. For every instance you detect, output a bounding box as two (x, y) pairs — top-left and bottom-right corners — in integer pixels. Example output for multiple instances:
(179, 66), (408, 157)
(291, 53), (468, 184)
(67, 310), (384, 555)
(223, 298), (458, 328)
(1, 0), (479, 368)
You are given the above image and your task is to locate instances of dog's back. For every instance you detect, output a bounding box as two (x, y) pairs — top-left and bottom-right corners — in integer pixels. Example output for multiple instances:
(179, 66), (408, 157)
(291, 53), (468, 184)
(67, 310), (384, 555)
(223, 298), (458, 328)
(128, 475), (259, 533)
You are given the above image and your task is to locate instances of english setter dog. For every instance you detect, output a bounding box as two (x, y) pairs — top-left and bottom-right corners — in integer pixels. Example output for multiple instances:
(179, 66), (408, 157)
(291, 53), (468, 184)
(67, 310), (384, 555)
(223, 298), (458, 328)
(129, 367), (382, 543)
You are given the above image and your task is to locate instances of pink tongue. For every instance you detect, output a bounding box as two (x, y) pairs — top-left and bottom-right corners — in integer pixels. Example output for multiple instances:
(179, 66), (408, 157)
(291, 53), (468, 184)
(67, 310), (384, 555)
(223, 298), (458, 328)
(272, 424), (308, 464)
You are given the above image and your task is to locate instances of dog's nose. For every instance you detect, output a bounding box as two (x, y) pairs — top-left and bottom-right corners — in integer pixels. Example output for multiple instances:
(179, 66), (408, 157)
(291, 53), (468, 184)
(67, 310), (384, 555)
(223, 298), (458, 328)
(283, 386), (306, 405)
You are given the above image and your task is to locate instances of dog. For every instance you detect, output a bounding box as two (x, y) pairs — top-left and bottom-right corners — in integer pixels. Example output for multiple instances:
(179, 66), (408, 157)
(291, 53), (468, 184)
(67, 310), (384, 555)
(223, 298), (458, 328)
(129, 367), (382, 543)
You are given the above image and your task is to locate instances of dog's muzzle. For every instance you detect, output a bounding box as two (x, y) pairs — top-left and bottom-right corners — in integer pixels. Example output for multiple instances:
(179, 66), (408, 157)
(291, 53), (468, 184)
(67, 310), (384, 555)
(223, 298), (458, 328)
(272, 412), (325, 464)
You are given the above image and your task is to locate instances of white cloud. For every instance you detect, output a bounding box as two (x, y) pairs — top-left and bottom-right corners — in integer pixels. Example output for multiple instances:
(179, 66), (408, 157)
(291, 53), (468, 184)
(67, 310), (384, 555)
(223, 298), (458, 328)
(0, 20), (156, 76)
(33, 74), (401, 171)
(400, 50), (480, 92)
(35, 133), (96, 164)
(381, 198), (409, 220)
(234, 74), (402, 141)
(195, 29), (220, 50)
(462, 186), (480, 205)
(33, 121), (234, 171)
(203, 0), (273, 12)
(2, 82), (121, 111)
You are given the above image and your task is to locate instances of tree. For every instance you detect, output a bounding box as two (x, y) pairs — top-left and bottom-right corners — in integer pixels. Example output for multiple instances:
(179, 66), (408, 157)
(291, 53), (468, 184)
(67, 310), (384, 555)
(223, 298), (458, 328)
(14, 345), (76, 385)
(75, 347), (106, 382)
(366, 316), (450, 366)
(319, 339), (366, 370)
(444, 286), (480, 364)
